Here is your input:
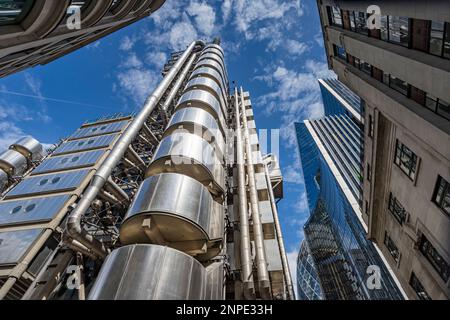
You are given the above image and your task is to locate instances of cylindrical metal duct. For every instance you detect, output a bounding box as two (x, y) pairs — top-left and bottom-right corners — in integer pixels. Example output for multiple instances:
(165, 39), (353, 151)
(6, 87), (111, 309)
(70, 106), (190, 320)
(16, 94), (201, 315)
(10, 136), (45, 161)
(88, 244), (208, 300)
(234, 88), (255, 299)
(239, 87), (271, 299)
(120, 173), (224, 261)
(0, 149), (28, 177)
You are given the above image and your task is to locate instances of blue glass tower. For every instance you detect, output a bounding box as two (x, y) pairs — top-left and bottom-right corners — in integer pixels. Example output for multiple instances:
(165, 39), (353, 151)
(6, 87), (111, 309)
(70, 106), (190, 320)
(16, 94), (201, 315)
(295, 78), (404, 300)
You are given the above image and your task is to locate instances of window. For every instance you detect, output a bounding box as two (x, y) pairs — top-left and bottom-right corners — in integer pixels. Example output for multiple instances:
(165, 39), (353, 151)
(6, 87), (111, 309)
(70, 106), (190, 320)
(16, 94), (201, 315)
(444, 23), (450, 58)
(409, 273), (431, 300)
(394, 140), (418, 180)
(432, 175), (450, 216)
(384, 232), (400, 263)
(0, 0), (34, 26)
(25, 203), (36, 212)
(71, 156), (80, 162)
(365, 200), (369, 215)
(333, 44), (346, 60)
(419, 234), (450, 282)
(388, 192), (408, 224)
(389, 75), (408, 96)
(330, 6), (342, 27)
(353, 12), (368, 35)
(368, 114), (374, 138)
(366, 163), (372, 182)
(39, 178), (49, 186)
(51, 177), (61, 184)
(425, 93), (450, 120)
(388, 16), (410, 47)
(380, 15), (389, 41)
(429, 21), (444, 56)
(359, 59), (372, 76)
(10, 205), (22, 214)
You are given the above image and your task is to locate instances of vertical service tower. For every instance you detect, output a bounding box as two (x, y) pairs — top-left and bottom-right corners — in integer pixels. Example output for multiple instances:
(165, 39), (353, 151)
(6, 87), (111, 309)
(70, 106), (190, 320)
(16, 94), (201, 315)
(0, 40), (293, 300)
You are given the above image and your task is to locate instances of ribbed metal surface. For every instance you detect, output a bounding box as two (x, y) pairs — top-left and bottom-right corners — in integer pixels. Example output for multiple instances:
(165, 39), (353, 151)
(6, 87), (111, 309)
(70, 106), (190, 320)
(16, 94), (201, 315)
(0, 149), (28, 176)
(10, 136), (44, 161)
(0, 195), (71, 227)
(165, 107), (225, 156)
(185, 77), (227, 111)
(190, 67), (226, 93)
(0, 229), (43, 266)
(53, 134), (117, 155)
(69, 120), (129, 140)
(205, 262), (224, 300)
(32, 150), (105, 175)
(195, 59), (227, 89)
(120, 173), (224, 258)
(5, 169), (91, 199)
(201, 47), (225, 63)
(198, 53), (226, 79)
(0, 169), (8, 192)
(177, 89), (226, 123)
(88, 244), (207, 300)
(146, 132), (225, 195)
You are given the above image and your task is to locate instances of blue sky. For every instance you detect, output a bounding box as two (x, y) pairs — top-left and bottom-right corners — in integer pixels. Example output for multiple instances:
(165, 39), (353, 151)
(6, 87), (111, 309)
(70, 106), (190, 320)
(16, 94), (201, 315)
(0, 0), (335, 288)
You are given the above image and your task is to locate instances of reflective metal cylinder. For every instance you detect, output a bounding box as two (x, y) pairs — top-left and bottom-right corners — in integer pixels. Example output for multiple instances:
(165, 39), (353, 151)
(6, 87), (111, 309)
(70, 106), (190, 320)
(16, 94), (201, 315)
(10, 136), (44, 161)
(88, 244), (207, 300)
(0, 149), (28, 176)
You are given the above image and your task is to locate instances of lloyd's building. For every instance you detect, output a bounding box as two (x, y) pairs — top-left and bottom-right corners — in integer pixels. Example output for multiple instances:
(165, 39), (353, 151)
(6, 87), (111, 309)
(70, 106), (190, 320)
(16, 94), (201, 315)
(0, 40), (294, 300)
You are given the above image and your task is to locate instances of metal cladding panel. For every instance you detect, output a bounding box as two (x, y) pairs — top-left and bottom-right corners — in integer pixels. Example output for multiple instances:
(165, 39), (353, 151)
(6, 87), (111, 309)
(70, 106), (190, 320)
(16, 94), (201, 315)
(0, 169), (8, 192)
(0, 195), (71, 227)
(205, 43), (224, 55)
(53, 133), (117, 155)
(177, 89), (226, 123)
(69, 120), (129, 140)
(88, 244), (207, 300)
(201, 49), (225, 69)
(5, 169), (91, 199)
(147, 132), (225, 194)
(205, 261), (224, 300)
(190, 67), (226, 94)
(32, 150), (105, 175)
(264, 239), (283, 271)
(195, 59), (227, 88)
(259, 200), (274, 224)
(165, 107), (225, 156)
(11, 136), (44, 161)
(198, 54), (227, 78)
(185, 77), (227, 110)
(0, 149), (28, 176)
(0, 228), (43, 266)
(121, 173), (224, 244)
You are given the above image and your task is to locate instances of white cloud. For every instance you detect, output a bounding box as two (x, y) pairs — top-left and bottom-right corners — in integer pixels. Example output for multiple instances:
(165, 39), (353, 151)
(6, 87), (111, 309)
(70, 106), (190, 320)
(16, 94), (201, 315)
(0, 121), (26, 151)
(187, 1), (216, 36)
(285, 39), (309, 56)
(116, 68), (158, 106)
(119, 36), (136, 51)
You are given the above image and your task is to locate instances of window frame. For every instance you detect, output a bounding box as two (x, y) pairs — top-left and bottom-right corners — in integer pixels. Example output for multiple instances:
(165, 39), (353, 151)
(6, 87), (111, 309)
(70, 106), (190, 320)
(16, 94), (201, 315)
(409, 272), (432, 300)
(394, 139), (419, 181)
(384, 232), (401, 264)
(432, 175), (450, 217)
(0, 0), (35, 26)
(388, 192), (408, 225)
(418, 234), (450, 282)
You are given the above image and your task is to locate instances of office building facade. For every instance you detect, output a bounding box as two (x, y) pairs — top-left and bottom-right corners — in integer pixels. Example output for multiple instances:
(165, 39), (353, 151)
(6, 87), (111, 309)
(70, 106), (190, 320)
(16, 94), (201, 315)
(0, 40), (294, 300)
(316, 0), (450, 299)
(0, 0), (166, 78)
(296, 78), (404, 299)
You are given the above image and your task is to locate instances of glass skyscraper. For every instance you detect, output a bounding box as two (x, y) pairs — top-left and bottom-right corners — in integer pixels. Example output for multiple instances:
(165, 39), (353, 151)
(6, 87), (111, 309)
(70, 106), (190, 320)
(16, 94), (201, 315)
(295, 78), (404, 300)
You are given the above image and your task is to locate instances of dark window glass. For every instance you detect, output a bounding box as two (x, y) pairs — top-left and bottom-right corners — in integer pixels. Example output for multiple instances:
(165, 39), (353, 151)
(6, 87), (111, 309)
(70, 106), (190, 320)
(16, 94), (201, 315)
(380, 15), (389, 40)
(444, 22), (450, 58)
(429, 21), (444, 56)
(0, 0), (34, 26)
(388, 192), (408, 224)
(39, 178), (48, 186)
(353, 57), (361, 69)
(388, 16), (409, 47)
(368, 114), (374, 138)
(359, 59), (371, 75)
(384, 232), (400, 263)
(432, 175), (450, 216)
(389, 75), (408, 96)
(382, 72), (390, 85)
(10, 205), (22, 214)
(25, 203), (36, 212)
(71, 156), (80, 162)
(366, 163), (372, 181)
(354, 12), (368, 35)
(394, 140), (418, 180)
(437, 98), (450, 120)
(51, 177), (61, 184)
(334, 44), (346, 60)
(419, 234), (450, 282)
(425, 93), (438, 112)
(409, 273), (431, 300)
(365, 200), (369, 215)
(330, 6), (342, 27)
(349, 11), (355, 31)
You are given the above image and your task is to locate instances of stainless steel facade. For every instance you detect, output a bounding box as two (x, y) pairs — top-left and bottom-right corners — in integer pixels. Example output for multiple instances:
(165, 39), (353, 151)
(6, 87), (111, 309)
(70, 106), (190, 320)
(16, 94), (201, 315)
(0, 0), (166, 78)
(0, 40), (292, 300)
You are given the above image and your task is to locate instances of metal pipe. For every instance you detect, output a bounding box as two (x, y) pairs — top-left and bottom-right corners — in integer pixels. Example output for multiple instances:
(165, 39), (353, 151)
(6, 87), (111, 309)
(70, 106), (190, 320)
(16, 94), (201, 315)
(239, 87), (271, 299)
(234, 87), (255, 300)
(105, 177), (130, 204)
(141, 123), (159, 144)
(160, 53), (198, 119)
(66, 40), (204, 259)
(263, 162), (295, 300)
(125, 145), (146, 168)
